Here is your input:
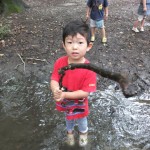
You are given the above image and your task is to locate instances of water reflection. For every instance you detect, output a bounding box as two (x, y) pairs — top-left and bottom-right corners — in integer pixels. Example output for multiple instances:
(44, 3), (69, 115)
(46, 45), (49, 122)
(0, 75), (150, 150)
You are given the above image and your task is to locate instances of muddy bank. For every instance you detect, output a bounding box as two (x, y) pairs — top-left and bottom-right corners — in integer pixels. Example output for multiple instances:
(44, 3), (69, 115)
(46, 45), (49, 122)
(0, 0), (150, 93)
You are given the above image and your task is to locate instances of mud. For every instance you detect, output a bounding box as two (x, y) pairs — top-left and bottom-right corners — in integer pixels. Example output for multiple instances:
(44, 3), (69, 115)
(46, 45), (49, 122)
(0, 0), (150, 93)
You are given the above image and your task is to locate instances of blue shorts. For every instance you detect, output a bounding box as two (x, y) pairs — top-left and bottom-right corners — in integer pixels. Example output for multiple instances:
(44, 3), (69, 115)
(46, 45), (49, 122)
(90, 19), (105, 29)
(65, 117), (88, 133)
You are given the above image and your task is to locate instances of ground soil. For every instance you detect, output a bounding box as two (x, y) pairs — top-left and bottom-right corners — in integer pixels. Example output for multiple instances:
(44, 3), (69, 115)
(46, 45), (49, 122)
(0, 0), (150, 95)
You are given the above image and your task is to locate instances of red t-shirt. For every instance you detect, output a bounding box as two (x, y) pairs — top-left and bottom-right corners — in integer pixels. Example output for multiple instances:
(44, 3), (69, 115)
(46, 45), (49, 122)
(51, 56), (97, 120)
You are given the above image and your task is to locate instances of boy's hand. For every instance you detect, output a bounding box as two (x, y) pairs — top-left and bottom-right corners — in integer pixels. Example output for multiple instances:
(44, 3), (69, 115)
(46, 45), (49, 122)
(86, 14), (89, 21)
(143, 7), (147, 12)
(104, 14), (108, 20)
(53, 87), (64, 102)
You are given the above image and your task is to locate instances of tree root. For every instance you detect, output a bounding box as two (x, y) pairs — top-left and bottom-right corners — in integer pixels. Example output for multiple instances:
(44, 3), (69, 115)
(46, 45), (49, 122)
(58, 63), (138, 98)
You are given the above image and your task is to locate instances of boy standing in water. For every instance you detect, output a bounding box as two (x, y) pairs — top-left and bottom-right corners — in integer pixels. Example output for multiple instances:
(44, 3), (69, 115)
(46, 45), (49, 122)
(50, 20), (97, 147)
(132, 0), (150, 32)
(86, 0), (108, 44)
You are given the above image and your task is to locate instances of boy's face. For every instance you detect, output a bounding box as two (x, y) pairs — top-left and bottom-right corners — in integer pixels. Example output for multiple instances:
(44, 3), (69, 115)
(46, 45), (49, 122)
(63, 33), (92, 63)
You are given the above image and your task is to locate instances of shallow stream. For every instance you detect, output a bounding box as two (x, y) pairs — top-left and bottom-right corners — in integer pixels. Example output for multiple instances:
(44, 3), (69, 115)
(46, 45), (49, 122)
(0, 74), (150, 150)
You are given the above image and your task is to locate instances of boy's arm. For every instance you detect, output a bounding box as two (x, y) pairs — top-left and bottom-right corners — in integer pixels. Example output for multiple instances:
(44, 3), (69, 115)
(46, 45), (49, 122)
(50, 80), (61, 101)
(86, 6), (91, 20)
(51, 80), (89, 101)
(50, 80), (59, 94)
(62, 90), (89, 100)
(104, 6), (108, 20)
(142, 0), (147, 11)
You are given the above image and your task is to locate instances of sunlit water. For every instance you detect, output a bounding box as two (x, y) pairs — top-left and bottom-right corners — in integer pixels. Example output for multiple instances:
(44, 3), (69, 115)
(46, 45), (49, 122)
(0, 75), (150, 150)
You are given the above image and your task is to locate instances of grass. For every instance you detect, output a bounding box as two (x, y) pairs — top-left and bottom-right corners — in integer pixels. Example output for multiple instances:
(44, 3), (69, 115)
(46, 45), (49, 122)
(0, 24), (11, 39)
(3, 0), (23, 15)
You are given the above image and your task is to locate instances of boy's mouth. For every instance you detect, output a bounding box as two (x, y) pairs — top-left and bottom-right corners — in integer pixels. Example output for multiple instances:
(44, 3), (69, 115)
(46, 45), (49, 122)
(72, 52), (79, 55)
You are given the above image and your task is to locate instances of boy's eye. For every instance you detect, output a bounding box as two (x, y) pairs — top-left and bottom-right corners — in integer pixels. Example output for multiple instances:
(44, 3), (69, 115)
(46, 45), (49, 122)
(79, 42), (83, 44)
(67, 41), (72, 44)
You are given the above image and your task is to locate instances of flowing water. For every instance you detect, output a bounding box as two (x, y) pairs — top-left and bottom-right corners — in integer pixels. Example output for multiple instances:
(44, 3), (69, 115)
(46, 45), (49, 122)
(0, 74), (150, 150)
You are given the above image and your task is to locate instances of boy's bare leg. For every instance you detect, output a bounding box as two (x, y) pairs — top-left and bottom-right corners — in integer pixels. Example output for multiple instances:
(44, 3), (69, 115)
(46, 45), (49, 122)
(140, 19), (145, 31)
(91, 27), (96, 42)
(101, 27), (107, 43)
(133, 20), (139, 28)
(141, 11), (146, 29)
(101, 27), (106, 38)
(140, 18), (145, 28)
(132, 20), (140, 32)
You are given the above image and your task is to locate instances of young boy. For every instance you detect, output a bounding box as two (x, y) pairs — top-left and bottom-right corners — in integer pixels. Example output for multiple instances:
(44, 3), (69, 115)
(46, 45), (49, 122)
(132, 0), (150, 32)
(50, 20), (97, 147)
(86, 0), (108, 44)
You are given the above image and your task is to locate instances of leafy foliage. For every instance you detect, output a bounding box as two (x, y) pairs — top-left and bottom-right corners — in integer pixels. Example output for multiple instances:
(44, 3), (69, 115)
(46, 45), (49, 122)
(4, 0), (22, 14)
(0, 24), (10, 39)
(0, 0), (28, 15)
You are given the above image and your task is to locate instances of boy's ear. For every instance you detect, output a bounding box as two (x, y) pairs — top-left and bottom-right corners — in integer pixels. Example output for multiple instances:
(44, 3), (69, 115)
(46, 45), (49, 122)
(87, 42), (93, 51)
(62, 41), (65, 49)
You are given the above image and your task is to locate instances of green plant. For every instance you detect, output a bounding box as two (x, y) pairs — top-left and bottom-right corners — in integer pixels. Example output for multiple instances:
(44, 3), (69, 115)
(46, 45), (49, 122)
(0, 24), (10, 39)
(4, 0), (23, 14)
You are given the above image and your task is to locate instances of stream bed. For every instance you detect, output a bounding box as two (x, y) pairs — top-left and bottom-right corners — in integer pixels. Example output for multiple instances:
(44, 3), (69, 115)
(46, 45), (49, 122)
(0, 74), (150, 150)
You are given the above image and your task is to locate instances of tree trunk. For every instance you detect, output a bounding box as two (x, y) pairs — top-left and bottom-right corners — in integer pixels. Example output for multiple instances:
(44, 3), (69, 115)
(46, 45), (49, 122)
(0, 0), (29, 15)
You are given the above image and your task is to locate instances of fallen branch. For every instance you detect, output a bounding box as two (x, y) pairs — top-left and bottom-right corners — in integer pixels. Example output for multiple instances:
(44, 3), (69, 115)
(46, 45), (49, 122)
(16, 53), (25, 72)
(59, 63), (137, 98)
(25, 57), (48, 64)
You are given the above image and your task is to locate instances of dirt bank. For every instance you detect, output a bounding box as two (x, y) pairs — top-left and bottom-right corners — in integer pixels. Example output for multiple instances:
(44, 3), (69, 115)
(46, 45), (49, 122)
(0, 0), (150, 94)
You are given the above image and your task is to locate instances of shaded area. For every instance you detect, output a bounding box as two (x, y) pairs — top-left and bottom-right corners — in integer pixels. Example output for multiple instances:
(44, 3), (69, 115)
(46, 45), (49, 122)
(0, 73), (55, 150)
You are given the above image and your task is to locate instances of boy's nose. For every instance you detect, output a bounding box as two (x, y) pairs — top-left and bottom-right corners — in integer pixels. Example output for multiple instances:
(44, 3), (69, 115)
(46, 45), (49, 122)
(72, 43), (78, 49)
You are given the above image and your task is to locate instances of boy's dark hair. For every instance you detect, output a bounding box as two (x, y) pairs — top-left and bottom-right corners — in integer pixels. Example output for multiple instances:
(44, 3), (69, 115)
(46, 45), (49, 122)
(62, 20), (91, 44)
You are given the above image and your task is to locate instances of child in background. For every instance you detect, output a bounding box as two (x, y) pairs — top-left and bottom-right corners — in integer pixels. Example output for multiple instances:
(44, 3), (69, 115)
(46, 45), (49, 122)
(86, 0), (108, 44)
(132, 0), (150, 32)
(50, 20), (97, 147)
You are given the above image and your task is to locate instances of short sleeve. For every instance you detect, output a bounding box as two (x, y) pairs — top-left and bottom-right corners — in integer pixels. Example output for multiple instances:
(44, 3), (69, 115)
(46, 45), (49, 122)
(87, 0), (92, 8)
(103, 0), (108, 7)
(50, 59), (60, 82)
(81, 70), (97, 92)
